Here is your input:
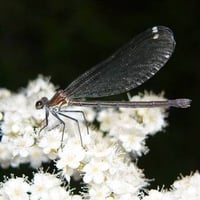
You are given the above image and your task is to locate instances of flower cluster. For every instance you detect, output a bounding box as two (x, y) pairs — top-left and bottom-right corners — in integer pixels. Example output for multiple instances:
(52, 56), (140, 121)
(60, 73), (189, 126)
(97, 91), (167, 155)
(56, 131), (146, 199)
(142, 171), (200, 200)
(1, 170), (200, 200)
(0, 76), (56, 168)
(0, 76), (197, 199)
(0, 172), (82, 200)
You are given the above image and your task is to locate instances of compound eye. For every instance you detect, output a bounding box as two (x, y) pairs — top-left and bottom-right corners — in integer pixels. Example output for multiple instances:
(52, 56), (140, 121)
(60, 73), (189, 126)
(35, 100), (44, 109)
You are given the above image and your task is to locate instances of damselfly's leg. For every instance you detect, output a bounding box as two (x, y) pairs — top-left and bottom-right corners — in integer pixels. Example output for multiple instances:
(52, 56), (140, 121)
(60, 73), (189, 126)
(59, 110), (89, 135)
(57, 112), (84, 148)
(48, 110), (89, 134)
(38, 108), (49, 135)
(51, 111), (66, 149)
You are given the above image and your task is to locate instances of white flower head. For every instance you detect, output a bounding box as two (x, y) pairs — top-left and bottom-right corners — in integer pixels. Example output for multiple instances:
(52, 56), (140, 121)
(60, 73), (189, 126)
(171, 172), (200, 200)
(12, 133), (35, 158)
(26, 75), (56, 99)
(88, 184), (111, 200)
(97, 108), (120, 132)
(57, 138), (86, 170)
(110, 125), (147, 155)
(30, 172), (62, 199)
(129, 91), (167, 134)
(38, 129), (62, 157)
(142, 189), (172, 200)
(1, 177), (30, 200)
(28, 145), (49, 168)
(83, 158), (110, 184)
(106, 162), (146, 197)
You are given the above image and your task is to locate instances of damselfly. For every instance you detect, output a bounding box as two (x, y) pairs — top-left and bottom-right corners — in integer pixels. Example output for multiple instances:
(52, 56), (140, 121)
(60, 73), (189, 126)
(35, 26), (191, 148)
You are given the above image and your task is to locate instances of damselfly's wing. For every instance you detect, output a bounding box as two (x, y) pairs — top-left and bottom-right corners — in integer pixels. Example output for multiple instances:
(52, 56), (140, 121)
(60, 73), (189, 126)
(64, 26), (175, 98)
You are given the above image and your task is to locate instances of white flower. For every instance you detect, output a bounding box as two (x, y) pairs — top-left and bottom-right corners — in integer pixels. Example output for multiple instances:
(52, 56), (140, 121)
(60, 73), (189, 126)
(56, 134), (89, 181)
(83, 158), (110, 184)
(97, 109), (120, 132)
(0, 188), (9, 200)
(136, 107), (166, 134)
(110, 124), (147, 155)
(171, 172), (200, 200)
(58, 165), (74, 183)
(0, 88), (11, 99)
(1, 112), (23, 137)
(30, 172), (62, 200)
(88, 184), (111, 200)
(2, 177), (30, 200)
(81, 107), (96, 122)
(26, 75), (55, 99)
(33, 172), (61, 187)
(57, 142), (85, 169)
(106, 162), (146, 197)
(85, 130), (115, 158)
(0, 172), (82, 200)
(35, 186), (71, 200)
(142, 189), (171, 200)
(28, 145), (49, 168)
(71, 195), (84, 200)
(10, 154), (28, 167)
(115, 194), (140, 200)
(38, 129), (62, 158)
(129, 92), (167, 134)
(12, 133), (34, 158)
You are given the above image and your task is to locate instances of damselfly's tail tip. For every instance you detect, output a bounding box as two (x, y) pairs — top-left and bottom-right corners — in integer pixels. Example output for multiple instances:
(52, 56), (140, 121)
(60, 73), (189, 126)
(175, 98), (192, 108)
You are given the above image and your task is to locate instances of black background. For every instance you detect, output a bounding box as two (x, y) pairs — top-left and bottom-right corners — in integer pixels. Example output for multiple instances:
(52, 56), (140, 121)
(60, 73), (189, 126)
(0, 0), (199, 189)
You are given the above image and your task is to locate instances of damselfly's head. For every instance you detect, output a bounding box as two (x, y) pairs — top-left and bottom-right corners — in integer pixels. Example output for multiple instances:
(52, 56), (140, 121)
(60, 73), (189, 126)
(35, 97), (49, 109)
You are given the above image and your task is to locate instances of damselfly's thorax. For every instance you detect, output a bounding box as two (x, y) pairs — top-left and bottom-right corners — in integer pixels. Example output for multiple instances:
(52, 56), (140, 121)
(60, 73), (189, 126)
(48, 90), (68, 107)
(35, 90), (68, 110)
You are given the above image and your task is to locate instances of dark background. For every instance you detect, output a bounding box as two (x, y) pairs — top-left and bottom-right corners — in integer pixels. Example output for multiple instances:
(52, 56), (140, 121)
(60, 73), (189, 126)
(0, 0), (199, 189)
